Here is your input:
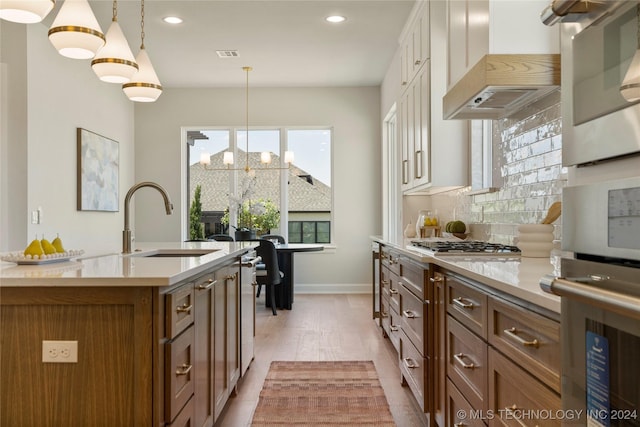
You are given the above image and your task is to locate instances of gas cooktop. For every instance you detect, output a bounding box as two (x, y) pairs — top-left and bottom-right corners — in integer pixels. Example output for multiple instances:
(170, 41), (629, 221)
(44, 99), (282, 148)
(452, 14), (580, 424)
(408, 239), (521, 256)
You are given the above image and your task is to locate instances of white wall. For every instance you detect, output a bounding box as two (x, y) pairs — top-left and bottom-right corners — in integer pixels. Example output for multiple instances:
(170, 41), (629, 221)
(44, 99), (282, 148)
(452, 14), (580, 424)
(0, 21), (28, 252)
(1, 22), (134, 254)
(133, 86), (381, 290)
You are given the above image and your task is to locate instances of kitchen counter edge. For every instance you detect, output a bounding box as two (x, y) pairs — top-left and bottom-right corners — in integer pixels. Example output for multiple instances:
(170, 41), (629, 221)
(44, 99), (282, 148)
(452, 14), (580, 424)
(0, 241), (258, 287)
(371, 236), (560, 314)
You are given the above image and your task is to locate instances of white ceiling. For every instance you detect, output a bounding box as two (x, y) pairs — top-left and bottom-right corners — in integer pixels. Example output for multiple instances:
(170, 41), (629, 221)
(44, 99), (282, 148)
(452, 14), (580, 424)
(59, 0), (417, 88)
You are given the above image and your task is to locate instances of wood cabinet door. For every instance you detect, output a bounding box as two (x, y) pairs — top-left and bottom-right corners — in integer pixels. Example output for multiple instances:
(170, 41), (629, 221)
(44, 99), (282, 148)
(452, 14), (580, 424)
(194, 274), (216, 427)
(226, 268), (240, 392)
(213, 268), (228, 420)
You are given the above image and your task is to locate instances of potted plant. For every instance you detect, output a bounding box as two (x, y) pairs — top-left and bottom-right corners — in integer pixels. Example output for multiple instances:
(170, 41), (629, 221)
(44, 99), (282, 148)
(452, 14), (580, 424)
(221, 175), (280, 240)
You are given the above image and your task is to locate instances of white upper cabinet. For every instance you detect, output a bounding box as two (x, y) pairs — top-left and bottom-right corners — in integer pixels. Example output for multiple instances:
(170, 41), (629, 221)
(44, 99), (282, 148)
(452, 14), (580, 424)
(399, 3), (430, 91)
(399, 0), (469, 194)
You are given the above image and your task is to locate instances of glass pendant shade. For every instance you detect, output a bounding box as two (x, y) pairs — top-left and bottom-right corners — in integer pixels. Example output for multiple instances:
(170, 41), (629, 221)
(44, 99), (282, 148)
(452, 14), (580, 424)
(91, 20), (138, 83)
(620, 49), (640, 102)
(123, 48), (163, 102)
(223, 152), (234, 165)
(48, 0), (104, 59)
(0, 0), (55, 23)
(199, 152), (211, 166)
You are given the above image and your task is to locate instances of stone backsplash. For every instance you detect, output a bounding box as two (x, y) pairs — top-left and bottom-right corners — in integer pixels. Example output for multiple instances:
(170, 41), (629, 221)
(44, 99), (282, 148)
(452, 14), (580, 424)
(431, 90), (566, 245)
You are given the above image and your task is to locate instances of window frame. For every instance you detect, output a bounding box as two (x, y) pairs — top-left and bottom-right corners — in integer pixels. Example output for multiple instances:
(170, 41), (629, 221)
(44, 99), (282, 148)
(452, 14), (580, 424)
(183, 126), (334, 244)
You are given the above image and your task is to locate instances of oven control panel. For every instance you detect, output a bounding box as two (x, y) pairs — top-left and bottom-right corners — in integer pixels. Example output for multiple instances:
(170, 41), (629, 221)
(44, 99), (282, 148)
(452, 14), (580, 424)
(608, 186), (640, 250)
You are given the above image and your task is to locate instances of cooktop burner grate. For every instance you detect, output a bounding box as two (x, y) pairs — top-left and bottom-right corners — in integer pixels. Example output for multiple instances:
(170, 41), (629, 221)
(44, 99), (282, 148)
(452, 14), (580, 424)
(410, 240), (521, 255)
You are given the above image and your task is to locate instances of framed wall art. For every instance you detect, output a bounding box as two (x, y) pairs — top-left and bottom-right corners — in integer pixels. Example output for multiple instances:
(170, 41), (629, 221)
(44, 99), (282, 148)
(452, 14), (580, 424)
(77, 128), (119, 212)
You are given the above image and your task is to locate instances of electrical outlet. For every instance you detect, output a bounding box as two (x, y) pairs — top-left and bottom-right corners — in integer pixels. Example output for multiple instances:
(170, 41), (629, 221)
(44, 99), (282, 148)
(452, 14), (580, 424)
(42, 340), (78, 363)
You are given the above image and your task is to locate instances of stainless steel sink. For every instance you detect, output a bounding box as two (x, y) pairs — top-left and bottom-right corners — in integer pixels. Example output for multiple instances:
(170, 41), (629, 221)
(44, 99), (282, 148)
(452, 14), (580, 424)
(128, 249), (220, 258)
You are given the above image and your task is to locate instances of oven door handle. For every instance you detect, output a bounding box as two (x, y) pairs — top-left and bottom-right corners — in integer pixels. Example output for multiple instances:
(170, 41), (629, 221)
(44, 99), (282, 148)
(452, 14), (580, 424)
(540, 274), (640, 320)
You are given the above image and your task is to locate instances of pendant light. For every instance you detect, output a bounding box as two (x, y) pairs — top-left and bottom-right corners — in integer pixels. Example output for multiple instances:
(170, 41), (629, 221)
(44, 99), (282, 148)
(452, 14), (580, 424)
(200, 67), (294, 173)
(48, 0), (105, 59)
(620, 4), (640, 102)
(0, 0), (55, 24)
(91, 0), (138, 84)
(123, 0), (162, 102)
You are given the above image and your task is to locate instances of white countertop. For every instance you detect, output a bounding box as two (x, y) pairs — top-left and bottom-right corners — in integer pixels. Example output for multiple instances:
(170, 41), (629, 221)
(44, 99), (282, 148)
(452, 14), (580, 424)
(0, 241), (257, 287)
(372, 236), (561, 314)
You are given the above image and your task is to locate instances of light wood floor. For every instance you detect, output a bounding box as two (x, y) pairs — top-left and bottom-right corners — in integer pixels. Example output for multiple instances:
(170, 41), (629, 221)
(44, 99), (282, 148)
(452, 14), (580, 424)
(216, 293), (429, 427)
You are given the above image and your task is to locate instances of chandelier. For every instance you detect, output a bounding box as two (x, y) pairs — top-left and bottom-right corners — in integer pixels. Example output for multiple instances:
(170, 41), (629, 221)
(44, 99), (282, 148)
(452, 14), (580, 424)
(200, 66), (294, 172)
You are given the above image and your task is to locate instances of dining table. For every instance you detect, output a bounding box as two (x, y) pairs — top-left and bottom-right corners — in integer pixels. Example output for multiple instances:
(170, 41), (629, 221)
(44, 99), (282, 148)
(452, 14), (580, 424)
(264, 243), (324, 310)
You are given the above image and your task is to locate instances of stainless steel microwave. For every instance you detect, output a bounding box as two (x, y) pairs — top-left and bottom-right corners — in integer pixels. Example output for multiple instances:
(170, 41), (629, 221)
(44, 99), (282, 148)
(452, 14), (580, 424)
(561, 1), (640, 167)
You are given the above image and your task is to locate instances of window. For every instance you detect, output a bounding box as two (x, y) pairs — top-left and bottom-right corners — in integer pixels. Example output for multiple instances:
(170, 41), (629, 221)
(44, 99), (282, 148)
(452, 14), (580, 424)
(288, 221), (330, 243)
(187, 128), (332, 243)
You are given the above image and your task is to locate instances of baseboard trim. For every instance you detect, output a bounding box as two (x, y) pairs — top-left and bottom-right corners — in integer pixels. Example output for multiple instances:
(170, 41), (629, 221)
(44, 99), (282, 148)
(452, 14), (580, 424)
(295, 283), (371, 294)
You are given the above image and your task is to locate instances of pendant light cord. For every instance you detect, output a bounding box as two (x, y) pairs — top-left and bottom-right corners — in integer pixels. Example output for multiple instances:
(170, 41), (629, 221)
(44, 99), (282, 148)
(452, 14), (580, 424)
(244, 66), (252, 171)
(112, 0), (118, 22)
(140, 0), (145, 49)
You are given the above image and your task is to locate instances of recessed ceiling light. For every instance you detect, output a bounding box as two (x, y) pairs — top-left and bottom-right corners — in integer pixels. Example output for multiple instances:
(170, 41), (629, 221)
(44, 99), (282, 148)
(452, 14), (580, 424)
(325, 15), (346, 23)
(163, 16), (183, 24)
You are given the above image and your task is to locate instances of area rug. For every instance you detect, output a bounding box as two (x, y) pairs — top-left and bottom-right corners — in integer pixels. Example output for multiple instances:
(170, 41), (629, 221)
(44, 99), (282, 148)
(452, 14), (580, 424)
(251, 360), (396, 426)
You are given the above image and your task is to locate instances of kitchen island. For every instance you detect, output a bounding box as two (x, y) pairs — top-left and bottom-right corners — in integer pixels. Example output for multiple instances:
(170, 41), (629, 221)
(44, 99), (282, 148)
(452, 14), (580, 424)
(0, 241), (257, 427)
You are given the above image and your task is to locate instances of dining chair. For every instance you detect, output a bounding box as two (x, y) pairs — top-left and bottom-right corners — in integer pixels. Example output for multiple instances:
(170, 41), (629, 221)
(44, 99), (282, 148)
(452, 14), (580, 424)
(255, 239), (283, 315)
(207, 234), (234, 242)
(261, 234), (285, 244)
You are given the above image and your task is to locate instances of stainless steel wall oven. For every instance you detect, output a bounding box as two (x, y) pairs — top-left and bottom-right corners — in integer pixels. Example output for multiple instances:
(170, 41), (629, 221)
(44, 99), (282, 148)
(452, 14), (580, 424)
(541, 177), (640, 426)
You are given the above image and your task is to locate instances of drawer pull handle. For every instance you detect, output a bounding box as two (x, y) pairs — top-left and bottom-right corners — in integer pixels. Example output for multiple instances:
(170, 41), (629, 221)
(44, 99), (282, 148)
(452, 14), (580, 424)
(381, 280), (389, 285)
(225, 274), (235, 281)
(403, 358), (419, 369)
(430, 276), (443, 283)
(390, 325), (399, 332)
(505, 405), (531, 427)
(389, 289), (399, 295)
(453, 353), (476, 369)
(454, 423), (467, 427)
(504, 327), (539, 348)
(453, 297), (474, 309)
(381, 311), (389, 318)
(403, 310), (417, 319)
(414, 59), (421, 65)
(176, 303), (192, 314)
(197, 278), (216, 290)
(240, 256), (262, 268)
(175, 363), (192, 376)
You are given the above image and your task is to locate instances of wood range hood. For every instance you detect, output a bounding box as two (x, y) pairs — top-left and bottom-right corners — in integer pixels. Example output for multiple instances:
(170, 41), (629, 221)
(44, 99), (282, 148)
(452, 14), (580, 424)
(443, 53), (561, 120)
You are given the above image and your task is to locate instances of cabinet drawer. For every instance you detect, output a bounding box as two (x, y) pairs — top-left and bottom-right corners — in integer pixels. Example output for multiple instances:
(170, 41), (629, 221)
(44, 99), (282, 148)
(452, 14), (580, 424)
(381, 303), (401, 353)
(400, 331), (428, 412)
(381, 247), (401, 276)
(488, 348), (561, 427)
(166, 325), (195, 422)
(447, 315), (487, 412)
(166, 283), (195, 339)
(446, 275), (488, 339)
(447, 379), (486, 427)
(400, 283), (427, 353)
(388, 270), (401, 315)
(399, 258), (427, 299)
(488, 297), (560, 393)
(167, 396), (194, 427)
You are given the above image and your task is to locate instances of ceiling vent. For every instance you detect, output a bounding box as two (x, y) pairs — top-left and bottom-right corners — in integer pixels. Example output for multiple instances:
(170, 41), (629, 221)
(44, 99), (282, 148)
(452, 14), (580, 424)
(216, 50), (239, 58)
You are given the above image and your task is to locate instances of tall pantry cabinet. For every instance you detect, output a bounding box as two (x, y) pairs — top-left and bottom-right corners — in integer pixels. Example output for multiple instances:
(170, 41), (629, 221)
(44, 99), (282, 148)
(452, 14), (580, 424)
(398, 1), (469, 195)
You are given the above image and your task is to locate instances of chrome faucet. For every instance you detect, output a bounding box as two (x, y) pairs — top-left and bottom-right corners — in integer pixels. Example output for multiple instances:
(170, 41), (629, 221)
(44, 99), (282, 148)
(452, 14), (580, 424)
(123, 181), (173, 253)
